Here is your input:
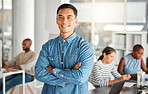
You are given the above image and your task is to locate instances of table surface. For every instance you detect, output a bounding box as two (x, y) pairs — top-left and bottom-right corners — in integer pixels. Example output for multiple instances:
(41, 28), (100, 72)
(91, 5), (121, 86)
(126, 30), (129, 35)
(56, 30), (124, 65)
(0, 69), (23, 78)
(88, 79), (139, 94)
(0, 68), (25, 94)
(88, 85), (137, 94)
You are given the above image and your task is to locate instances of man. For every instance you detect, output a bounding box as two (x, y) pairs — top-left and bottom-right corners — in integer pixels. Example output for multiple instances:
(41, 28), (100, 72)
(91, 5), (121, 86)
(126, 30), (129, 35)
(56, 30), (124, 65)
(0, 38), (37, 94)
(35, 4), (94, 94)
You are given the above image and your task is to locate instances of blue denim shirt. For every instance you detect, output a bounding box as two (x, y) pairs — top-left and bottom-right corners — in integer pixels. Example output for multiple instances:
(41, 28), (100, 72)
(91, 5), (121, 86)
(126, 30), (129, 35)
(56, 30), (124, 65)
(35, 32), (94, 94)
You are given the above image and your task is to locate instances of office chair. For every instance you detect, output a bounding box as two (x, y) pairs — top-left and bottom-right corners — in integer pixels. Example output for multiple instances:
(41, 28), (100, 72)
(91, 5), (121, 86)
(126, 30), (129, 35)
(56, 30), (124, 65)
(10, 83), (34, 94)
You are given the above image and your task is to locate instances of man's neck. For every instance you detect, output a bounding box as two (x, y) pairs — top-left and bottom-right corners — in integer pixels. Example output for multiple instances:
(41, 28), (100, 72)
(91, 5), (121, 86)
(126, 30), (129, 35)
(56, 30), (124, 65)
(25, 49), (30, 53)
(60, 31), (74, 39)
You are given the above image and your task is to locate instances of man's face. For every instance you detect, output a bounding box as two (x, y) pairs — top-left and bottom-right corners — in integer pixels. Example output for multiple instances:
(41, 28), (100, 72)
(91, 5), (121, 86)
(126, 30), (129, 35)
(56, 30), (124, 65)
(56, 8), (78, 34)
(22, 40), (30, 51)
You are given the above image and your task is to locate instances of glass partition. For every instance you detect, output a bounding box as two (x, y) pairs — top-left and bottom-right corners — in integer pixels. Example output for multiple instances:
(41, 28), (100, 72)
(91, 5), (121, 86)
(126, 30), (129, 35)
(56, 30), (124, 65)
(69, 0), (147, 61)
(0, 0), (12, 62)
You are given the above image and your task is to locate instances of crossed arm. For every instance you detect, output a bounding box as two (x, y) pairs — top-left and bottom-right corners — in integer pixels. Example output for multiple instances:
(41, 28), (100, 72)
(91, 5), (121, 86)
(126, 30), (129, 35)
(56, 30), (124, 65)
(45, 62), (82, 73)
(45, 62), (82, 84)
(35, 43), (94, 87)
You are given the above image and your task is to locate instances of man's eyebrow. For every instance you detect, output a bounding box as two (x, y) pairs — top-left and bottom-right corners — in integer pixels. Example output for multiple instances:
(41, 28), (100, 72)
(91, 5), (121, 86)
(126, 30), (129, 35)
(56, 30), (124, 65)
(68, 15), (73, 17)
(57, 14), (75, 18)
(58, 14), (63, 16)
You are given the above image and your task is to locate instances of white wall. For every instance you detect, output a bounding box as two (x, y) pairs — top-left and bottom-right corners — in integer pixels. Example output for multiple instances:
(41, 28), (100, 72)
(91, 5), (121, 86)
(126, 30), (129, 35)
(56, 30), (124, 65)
(13, 0), (34, 56)
(13, 0), (62, 55)
(73, 2), (146, 23)
(35, 0), (61, 53)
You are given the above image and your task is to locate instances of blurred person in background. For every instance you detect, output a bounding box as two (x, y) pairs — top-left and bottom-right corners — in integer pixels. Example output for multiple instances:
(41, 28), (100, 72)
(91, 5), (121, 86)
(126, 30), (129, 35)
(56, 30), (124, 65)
(0, 38), (37, 94)
(89, 46), (131, 88)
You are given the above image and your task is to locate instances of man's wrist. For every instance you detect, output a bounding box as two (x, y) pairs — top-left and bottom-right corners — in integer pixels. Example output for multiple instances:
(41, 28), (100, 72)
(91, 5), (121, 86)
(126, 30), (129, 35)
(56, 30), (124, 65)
(50, 67), (54, 73)
(45, 65), (54, 73)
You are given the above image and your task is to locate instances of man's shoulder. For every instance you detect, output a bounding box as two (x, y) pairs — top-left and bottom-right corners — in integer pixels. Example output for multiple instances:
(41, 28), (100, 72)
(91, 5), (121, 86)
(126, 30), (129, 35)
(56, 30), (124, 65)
(45, 36), (59, 44)
(41, 36), (59, 48)
(18, 52), (25, 55)
(30, 51), (37, 55)
(75, 36), (92, 48)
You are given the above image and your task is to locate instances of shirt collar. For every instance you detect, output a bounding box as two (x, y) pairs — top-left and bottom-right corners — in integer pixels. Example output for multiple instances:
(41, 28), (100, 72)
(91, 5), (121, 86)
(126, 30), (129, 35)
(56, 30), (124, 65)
(58, 32), (77, 43)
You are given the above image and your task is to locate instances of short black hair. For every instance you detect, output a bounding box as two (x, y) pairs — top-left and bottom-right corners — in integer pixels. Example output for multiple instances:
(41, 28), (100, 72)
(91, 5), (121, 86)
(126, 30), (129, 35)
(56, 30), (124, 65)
(133, 44), (144, 51)
(57, 3), (78, 17)
(23, 38), (32, 45)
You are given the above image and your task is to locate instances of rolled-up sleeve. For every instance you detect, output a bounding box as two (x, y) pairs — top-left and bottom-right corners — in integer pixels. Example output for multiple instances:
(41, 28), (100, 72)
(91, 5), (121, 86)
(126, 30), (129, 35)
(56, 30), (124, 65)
(35, 43), (66, 87)
(5, 55), (18, 66)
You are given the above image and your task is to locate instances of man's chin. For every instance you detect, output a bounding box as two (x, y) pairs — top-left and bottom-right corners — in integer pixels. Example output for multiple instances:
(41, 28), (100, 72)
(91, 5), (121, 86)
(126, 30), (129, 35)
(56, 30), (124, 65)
(61, 30), (69, 33)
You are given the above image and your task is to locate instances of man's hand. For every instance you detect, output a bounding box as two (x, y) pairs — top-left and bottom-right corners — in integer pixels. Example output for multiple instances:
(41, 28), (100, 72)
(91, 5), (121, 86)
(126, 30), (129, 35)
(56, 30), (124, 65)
(2, 63), (8, 68)
(45, 65), (54, 73)
(73, 62), (81, 69)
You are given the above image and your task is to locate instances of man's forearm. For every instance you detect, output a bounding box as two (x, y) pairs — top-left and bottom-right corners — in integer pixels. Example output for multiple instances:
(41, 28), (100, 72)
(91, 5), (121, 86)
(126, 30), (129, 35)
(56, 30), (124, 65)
(10, 66), (22, 70)
(45, 62), (81, 73)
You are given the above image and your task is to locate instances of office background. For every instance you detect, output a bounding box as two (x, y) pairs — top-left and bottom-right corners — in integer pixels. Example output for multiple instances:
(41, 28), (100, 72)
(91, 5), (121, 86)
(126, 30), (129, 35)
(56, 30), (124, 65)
(0, 0), (148, 93)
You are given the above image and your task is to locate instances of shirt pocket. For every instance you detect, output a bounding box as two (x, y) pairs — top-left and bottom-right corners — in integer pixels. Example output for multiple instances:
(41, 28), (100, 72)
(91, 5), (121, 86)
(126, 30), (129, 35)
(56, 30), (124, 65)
(48, 55), (59, 67)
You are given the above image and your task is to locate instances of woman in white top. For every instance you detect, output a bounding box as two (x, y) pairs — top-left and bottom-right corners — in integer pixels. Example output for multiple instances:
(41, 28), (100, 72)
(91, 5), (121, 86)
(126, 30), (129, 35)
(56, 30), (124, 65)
(89, 46), (131, 88)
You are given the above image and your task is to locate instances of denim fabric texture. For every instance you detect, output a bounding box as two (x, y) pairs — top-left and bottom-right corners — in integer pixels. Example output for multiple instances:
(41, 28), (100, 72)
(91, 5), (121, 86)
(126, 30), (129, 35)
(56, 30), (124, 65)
(35, 32), (94, 94)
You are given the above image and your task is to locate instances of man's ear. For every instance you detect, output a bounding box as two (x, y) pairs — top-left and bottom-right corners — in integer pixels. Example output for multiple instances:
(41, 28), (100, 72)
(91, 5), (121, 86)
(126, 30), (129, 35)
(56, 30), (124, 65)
(75, 18), (78, 25)
(132, 50), (135, 54)
(56, 17), (58, 24)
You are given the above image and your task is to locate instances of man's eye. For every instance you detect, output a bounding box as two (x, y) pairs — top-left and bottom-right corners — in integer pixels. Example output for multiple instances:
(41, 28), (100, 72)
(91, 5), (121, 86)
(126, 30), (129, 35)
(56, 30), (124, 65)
(58, 16), (63, 19)
(68, 16), (72, 19)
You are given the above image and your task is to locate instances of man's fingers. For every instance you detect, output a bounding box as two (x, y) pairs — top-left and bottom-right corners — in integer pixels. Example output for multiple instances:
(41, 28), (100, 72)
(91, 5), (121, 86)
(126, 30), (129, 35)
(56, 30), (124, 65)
(73, 62), (82, 69)
(77, 62), (81, 66)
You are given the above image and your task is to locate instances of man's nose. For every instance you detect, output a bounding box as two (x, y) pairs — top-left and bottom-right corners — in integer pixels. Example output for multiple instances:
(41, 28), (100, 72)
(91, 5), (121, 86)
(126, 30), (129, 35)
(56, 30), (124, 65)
(62, 18), (67, 23)
(138, 55), (141, 59)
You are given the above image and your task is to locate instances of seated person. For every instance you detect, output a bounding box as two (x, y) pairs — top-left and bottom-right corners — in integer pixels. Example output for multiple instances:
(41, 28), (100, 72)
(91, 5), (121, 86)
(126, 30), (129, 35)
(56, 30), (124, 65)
(0, 38), (37, 94)
(117, 44), (148, 78)
(89, 46), (131, 88)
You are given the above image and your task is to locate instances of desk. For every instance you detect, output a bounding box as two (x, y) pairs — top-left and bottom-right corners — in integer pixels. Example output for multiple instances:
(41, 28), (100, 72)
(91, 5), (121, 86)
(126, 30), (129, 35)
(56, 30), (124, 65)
(88, 86), (137, 94)
(0, 70), (25, 94)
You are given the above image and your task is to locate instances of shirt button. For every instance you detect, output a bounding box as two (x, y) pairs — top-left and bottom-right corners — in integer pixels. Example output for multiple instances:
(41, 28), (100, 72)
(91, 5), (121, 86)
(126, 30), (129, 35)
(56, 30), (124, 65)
(54, 72), (56, 74)
(61, 75), (64, 77)
(63, 40), (65, 42)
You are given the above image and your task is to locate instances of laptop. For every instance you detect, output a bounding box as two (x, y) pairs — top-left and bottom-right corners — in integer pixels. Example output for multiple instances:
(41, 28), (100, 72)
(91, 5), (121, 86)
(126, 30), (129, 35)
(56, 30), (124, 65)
(89, 80), (126, 94)
(109, 80), (126, 94)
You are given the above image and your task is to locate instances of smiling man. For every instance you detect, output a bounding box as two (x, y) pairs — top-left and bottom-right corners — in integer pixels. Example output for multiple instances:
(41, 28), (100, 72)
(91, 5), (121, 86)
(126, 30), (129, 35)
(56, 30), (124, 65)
(35, 4), (94, 94)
